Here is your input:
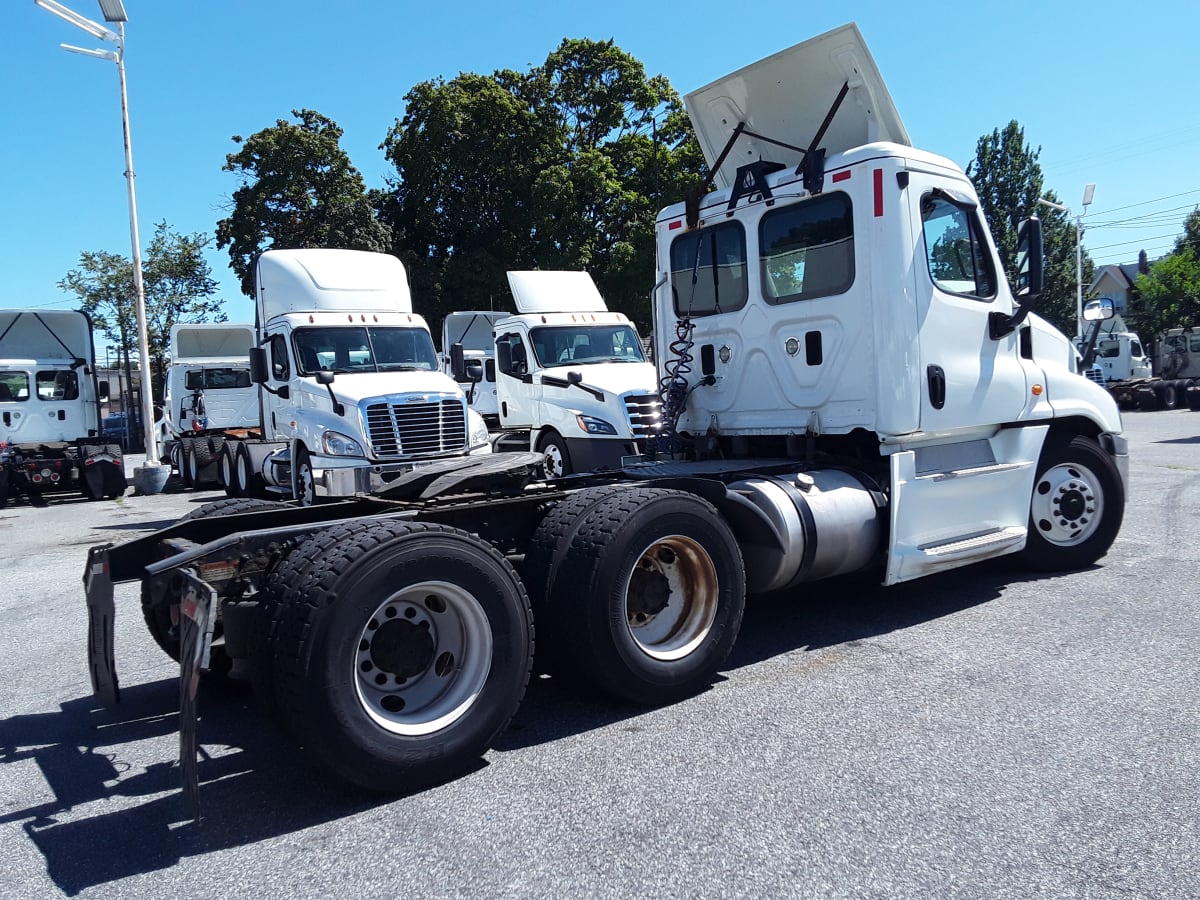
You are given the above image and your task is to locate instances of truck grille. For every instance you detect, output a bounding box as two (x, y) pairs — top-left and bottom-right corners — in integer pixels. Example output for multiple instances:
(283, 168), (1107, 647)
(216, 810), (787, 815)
(365, 398), (467, 458)
(624, 393), (662, 438)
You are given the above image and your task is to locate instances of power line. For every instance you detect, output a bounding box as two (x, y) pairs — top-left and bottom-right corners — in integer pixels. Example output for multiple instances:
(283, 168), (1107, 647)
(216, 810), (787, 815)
(1087, 188), (1200, 217)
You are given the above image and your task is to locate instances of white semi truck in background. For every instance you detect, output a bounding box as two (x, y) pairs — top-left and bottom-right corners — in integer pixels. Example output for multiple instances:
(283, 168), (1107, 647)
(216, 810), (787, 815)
(441, 310), (505, 426)
(82, 24), (1128, 813)
(0, 309), (126, 505)
(453, 270), (661, 476)
(215, 248), (491, 504)
(158, 322), (258, 488)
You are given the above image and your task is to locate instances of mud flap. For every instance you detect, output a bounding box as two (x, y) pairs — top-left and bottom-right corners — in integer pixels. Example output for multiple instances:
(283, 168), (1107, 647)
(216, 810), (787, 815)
(82, 546), (119, 705)
(178, 569), (216, 822)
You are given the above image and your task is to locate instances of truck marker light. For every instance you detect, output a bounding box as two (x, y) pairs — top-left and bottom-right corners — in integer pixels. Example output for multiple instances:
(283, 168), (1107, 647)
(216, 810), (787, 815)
(1032, 384), (1044, 396)
(669, 220), (682, 230)
(308, 315), (315, 323)
(832, 170), (851, 183)
(874, 169), (884, 217)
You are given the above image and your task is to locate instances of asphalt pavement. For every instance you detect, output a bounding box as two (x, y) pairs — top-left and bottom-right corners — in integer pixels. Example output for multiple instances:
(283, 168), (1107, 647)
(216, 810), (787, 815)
(0, 412), (1197, 898)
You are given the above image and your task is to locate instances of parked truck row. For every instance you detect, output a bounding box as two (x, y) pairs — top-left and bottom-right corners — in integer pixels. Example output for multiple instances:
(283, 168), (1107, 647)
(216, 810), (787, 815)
(81, 24), (1129, 816)
(1074, 299), (1200, 411)
(1, 309), (126, 506)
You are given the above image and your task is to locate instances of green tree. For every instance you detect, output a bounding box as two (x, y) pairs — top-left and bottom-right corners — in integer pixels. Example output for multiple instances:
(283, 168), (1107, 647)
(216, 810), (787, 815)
(1131, 207), (1200, 337)
(58, 222), (225, 398)
(967, 120), (1093, 334)
(217, 109), (390, 297)
(379, 40), (704, 331)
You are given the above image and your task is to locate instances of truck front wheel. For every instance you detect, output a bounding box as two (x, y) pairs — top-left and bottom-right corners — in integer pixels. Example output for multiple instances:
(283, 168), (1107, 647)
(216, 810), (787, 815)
(535, 431), (572, 478)
(292, 444), (317, 507)
(270, 520), (533, 791)
(1019, 434), (1124, 571)
(533, 487), (745, 705)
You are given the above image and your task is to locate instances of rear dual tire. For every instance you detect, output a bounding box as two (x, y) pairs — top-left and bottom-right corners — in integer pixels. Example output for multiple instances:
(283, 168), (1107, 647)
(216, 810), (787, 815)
(268, 520), (533, 791)
(524, 487), (745, 705)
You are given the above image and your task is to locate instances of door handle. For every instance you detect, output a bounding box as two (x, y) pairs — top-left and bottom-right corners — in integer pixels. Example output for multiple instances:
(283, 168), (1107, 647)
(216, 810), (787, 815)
(927, 365), (946, 410)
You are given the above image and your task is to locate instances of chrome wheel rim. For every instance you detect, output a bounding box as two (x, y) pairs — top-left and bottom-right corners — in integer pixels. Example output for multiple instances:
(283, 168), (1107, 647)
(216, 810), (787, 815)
(1032, 461), (1104, 547)
(353, 580), (492, 736)
(622, 534), (718, 661)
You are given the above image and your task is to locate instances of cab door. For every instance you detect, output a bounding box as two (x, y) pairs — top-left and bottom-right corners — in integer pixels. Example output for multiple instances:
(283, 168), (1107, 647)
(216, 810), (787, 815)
(495, 331), (536, 428)
(906, 173), (1029, 431)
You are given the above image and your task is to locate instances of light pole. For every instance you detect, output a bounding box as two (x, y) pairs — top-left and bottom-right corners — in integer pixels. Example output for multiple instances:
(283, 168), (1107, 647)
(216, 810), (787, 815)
(35, 0), (161, 472)
(1037, 183), (1096, 339)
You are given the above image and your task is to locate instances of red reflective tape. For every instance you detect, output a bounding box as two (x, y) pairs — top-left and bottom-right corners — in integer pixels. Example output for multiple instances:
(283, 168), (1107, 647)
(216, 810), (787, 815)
(831, 170), (851, 183)
(873, 168), (884, 217)
(668, 220), (682, 230)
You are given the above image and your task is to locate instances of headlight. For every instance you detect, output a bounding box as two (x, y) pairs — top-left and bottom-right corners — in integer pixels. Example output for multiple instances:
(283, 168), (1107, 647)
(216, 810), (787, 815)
(576, 414), (617, 436)
(468, 409), (491, 447)
(322, 430), (364, 456)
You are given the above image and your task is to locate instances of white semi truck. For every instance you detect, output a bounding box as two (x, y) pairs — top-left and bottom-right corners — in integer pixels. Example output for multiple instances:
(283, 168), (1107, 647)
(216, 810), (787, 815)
(0, 309), (126, 505)
(81, 24), (1127, 813)
(441, 310), (505, 426)
(215, 248), (491, 505)
(158, 323), (258, 488)
(459, 270), (661, 477)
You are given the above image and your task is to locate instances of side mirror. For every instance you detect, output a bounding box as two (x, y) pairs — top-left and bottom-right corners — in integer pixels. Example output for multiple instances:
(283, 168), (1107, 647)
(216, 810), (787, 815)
(464, 359), (484, 383)
(314, 369), (343, 415)
(97, 380), (109, 398)
(1083, 298), (1116, 322)
(1015, 216), (1044, 301)
(315, 369), (335, 386)
(567, 370), (583, 385)
(249, 347), (269, 384)
(496, 340), (513, 374)
(450, 343), (478, 382)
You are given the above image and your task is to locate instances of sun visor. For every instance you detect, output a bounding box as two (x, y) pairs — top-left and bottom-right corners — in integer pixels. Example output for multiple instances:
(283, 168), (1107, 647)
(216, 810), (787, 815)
(684, 23), (910, 189)
(506, 271), (608, 314)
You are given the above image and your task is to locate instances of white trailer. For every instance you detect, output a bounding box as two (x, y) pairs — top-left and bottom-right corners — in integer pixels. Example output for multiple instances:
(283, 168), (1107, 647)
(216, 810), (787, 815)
(0, 309), (126, 505)
(82, 24), (1127, 811)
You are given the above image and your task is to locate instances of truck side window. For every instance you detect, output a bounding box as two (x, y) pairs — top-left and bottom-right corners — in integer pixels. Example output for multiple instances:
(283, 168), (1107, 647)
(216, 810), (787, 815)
(0, 372), (30, 402)
(669, 222), (748, 317)
(921, 194), (997, 300)
(497, 333), (528, 376)
(36, 370), (79, 401)
(269, 335), (290, 380)
(759, 193), (855, 303)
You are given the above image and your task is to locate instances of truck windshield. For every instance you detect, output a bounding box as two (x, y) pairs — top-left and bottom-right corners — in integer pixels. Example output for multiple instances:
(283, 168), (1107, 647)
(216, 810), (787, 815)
(529, 325), (646, 368)
(293, 326), (439, 375)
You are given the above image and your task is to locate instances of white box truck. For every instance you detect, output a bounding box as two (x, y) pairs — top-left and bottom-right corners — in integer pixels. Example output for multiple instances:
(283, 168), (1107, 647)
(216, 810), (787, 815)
(220, 248), (491, 505)
(158, 322), (259, 488)
(453, 270), (661, 476)
(81, 24), (1128, 811)
(0, 309), (126, 505)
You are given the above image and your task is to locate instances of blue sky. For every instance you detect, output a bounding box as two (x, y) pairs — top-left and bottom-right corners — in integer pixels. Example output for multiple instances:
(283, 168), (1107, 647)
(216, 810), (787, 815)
(5, 0), (1198, 328)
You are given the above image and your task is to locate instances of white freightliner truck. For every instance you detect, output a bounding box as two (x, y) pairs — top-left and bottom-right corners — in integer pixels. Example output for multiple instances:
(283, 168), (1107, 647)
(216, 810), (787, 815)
(158, 322), (259, 488)
(215, 248), (491, 505)
(80, 24), (1128, 814)
(0, 309), (126, 505)
(463, 270), (661, 476)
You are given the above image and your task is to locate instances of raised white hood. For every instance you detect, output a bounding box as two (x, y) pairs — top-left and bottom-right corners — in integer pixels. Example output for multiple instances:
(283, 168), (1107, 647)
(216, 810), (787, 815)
(684, 22), (910, 189)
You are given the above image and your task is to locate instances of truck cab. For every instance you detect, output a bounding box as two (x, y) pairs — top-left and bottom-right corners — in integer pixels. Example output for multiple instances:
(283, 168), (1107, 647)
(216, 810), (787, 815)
(484, 270), (661, 477)
(240, 250), (491, 503)
(654, 22), (1125, 584)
